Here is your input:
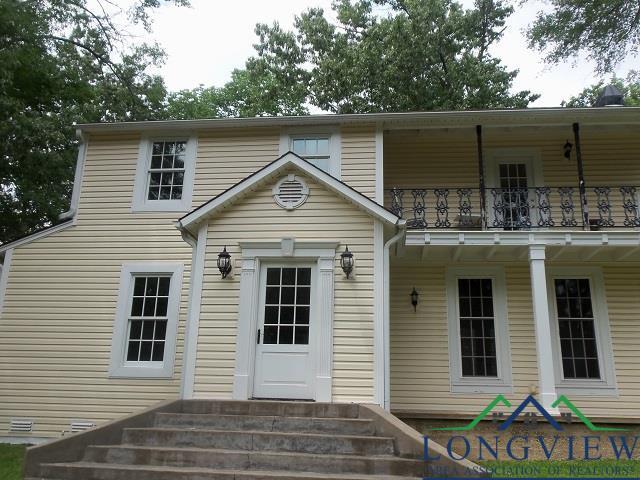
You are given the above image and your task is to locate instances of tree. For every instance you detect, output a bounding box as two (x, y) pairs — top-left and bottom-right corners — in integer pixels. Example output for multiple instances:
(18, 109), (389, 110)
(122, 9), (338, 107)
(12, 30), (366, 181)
(563, 71), (640, 107)
(527, 0), (640, 74)
(166, 0), (538, 117)
(0, 0), (187, 244)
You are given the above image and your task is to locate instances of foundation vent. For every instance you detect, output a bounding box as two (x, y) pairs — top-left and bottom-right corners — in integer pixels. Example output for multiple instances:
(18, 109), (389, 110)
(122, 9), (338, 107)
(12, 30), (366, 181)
(70, 421), (95, 433)
(273, 174), (309, 210)
(10, 419), (33, 433)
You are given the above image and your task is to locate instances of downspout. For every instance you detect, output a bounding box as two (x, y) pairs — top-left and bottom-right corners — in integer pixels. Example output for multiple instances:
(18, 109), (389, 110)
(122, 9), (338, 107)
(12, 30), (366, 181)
(59, 129), (88, 222)
(383, 221), (406, 411)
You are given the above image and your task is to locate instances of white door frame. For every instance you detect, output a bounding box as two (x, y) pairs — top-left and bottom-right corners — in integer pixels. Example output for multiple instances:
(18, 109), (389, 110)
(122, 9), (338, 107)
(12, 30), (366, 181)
(485, 148), (544, 228)
(232, 239), (337, 402)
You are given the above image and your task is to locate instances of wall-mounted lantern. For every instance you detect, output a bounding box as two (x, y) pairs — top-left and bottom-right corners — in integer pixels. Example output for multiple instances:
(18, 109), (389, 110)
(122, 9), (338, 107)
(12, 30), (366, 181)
(340, 245), (354, 279)
(410, 287), (419, 312)
(563, 140), (573, 160)
(217, 246), (232, 279)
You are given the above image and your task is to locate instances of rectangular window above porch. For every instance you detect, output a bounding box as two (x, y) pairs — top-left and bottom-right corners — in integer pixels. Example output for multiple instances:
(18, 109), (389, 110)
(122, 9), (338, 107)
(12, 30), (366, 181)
(280, 127), (341, 178)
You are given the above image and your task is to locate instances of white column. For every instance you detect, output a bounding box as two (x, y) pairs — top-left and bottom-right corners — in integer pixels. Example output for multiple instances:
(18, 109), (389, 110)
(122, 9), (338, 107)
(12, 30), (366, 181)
(315, 257), (335, 402)
(233, 257), (259, 400)
(528, 244), (558, 413)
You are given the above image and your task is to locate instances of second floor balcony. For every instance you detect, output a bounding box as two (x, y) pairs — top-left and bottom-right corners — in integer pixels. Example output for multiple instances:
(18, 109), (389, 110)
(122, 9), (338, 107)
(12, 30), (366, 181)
(387, 185), (640, 231)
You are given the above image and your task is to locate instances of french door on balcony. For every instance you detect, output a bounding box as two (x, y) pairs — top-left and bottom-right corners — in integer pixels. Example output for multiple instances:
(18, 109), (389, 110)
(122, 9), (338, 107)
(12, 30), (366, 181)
(487, 152), (540, 230)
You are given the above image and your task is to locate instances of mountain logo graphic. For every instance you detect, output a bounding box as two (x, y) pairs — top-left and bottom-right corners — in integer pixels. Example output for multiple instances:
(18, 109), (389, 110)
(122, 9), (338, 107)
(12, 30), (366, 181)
(431, 394), (627, 432)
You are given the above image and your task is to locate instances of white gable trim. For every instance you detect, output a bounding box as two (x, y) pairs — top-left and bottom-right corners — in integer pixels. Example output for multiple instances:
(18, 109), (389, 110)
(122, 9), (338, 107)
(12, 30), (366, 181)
(177, 152), (399, 233)
(0, 220), (73, 254)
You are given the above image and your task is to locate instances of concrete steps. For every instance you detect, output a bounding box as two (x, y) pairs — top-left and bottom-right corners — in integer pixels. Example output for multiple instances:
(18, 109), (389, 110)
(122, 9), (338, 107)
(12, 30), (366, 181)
(26, 400), (450, 479)
(40, 462), (422, 480)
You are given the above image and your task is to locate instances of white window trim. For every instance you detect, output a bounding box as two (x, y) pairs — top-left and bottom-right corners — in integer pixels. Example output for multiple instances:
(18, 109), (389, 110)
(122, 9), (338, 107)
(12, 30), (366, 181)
(109, 262), (184, 378)
(279, 126), (341, 179)
(546, 266), (618, 396)
(446, 266), (513, 394)
(132, 136), (197, 212)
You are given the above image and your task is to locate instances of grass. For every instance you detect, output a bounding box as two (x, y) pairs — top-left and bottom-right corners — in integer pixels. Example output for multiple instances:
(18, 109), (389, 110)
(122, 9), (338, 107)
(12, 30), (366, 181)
(482, 460), (640, 478)
(0, 444), (25, 480)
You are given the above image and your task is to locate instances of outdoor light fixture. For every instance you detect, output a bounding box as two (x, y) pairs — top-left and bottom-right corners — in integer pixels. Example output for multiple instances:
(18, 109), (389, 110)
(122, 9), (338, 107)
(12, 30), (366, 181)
(410, 287), (419, 312)
(563, 140), (573, 160)
(340, 245), (354, 278)
(217, 246), (232, 279)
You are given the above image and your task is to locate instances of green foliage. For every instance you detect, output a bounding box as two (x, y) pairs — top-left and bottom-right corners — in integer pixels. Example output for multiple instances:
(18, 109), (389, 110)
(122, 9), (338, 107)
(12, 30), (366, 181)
(564, 71), (640, 107)
(0, 0), (187, 244)
(166, 0), (538, 117)
(0, 443), (25, 480)
(527, 0), (640, 74)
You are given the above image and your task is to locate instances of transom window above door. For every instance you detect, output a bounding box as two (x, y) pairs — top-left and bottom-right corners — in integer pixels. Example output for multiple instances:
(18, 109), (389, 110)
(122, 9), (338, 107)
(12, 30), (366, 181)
(263, 267), (311, 345)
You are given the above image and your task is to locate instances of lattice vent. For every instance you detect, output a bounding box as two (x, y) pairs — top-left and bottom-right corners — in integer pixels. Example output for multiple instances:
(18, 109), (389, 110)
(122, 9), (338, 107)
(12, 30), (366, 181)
(273, 174), (309, 210)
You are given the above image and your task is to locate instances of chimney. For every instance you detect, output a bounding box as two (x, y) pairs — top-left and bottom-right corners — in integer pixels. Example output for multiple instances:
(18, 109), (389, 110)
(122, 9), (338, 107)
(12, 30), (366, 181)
(594, 84), (625, 107)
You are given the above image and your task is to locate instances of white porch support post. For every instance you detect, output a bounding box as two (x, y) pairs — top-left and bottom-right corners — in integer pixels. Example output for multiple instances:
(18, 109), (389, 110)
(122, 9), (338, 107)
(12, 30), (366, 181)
(233, 257), (260, 400)
(315, 257), (335, 402)
(528, 244), (558, 413)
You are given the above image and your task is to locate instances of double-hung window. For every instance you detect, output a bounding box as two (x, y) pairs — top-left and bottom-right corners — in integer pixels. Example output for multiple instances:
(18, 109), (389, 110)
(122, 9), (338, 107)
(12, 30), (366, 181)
(548, 268), (617, 395)
(109, 263), (183, 378)
(133, 137), (196, 212)
(280, 128), (341, 177)
(447, 267), (512, 393)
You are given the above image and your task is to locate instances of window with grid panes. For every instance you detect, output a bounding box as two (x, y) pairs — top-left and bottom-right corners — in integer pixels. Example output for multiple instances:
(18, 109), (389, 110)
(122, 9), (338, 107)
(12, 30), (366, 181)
(554, 278), (601, 379)
(126, 276), (171, 363)
(498, 163), (529, 227)
(147, 141), (186, 201)
(291, 137), (331, 173)
(263, 267), (311, 345)
(457, 278), (498, 377)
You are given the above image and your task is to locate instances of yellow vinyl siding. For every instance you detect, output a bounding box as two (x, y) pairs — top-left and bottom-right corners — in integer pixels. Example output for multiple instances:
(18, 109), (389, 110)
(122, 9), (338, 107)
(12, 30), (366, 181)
(390, 260), (640, 419)
(0, 134), (191, 438)
(341, 125), (377, 200)
(194, 171), (375, 402)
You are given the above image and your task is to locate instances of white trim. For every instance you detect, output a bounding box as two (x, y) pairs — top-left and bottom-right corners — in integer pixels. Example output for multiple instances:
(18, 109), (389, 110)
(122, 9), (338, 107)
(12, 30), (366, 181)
(405, 229), (640, 247)
(279, 126), (341, 178)
(446, 266), (513, 394)
(485, 148), (544, 188)
(180, 225), (207, 398)
(109, 262), (184, 378)
(383, 228), (405, 410)
(178, 152), (399, 232)
(373, 220), (384, 406)
(132, 136), (197, 212)
(0, 221), (73, 254)
(232, 239), (336, 402)
(546, 266), (618, 396)
(375, 123), (384, 204)
(59, 129), (88, 222)
(0, 249), (13, 316)
(528, 245), (558, 412)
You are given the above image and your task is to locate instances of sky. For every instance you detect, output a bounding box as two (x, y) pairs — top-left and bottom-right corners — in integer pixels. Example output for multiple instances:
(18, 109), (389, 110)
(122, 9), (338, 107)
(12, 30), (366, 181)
(141, 0), (637, 108)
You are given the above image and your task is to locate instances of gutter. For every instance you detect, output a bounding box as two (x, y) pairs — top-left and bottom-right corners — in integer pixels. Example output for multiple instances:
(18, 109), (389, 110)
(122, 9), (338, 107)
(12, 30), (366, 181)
(383, 221), (406, 410)
(59, 129), (88, 222)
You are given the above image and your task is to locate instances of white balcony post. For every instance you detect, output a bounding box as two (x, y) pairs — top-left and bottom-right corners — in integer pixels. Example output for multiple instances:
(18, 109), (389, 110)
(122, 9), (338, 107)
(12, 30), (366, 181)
(528, 244), (559, 413)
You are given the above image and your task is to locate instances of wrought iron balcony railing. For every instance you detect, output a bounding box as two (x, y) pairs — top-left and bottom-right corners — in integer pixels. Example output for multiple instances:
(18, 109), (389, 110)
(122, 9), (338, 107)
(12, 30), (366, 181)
(387, 186), (640, 230)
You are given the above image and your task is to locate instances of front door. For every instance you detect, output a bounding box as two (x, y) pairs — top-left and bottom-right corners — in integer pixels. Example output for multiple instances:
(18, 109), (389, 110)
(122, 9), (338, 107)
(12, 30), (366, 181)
(253, 265), (315, 399)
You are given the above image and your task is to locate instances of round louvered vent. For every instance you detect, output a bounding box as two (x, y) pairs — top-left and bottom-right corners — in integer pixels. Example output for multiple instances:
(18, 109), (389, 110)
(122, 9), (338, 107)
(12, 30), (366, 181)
(273, 174), (309, 210)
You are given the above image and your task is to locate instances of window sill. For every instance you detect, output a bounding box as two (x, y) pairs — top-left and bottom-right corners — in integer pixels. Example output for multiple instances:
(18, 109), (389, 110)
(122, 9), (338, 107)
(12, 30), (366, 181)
(109, 364), (175, 379)
(131, 200), (191, 213)
(556, 381), (618, 397)
(451, 380), (513, 394)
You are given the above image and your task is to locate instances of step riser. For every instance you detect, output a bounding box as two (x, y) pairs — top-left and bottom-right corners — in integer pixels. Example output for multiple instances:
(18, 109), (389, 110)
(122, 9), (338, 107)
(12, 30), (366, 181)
(181, 400), (359, 418)
(85, 446), (425, 476)
(155, 414), (375, 435)
(122, 429), (395, 456)
(40, 465), (333, 480)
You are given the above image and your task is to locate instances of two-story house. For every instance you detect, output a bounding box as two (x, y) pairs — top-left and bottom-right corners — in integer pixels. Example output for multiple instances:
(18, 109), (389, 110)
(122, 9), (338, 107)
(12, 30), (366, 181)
(1, 104), (640, 444)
